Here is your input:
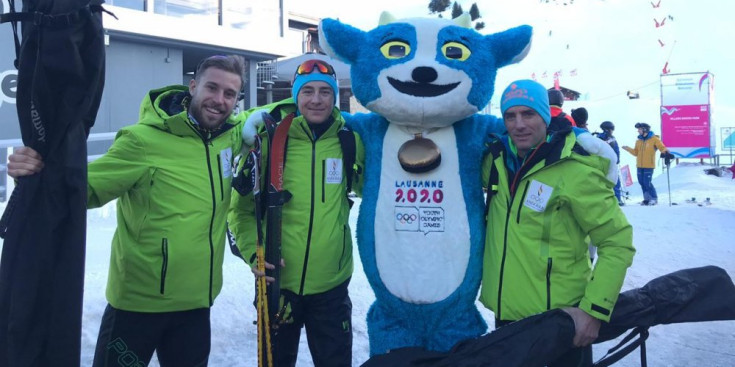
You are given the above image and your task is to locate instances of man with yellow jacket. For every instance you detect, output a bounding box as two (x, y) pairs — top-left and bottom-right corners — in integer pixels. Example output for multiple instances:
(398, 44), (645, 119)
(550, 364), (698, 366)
(481, 80), (635, 367)
(622, 122), (670, 206)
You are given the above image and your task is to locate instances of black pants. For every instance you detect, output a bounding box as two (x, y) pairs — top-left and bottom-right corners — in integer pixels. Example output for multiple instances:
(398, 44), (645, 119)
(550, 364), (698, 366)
(93, 304), (211, 367)
(274, 279), (352, 367)
(496, 318), (592, 367)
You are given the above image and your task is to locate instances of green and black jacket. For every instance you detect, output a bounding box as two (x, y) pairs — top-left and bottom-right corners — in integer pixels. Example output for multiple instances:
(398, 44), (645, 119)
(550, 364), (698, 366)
(480, 130), (635, 322)
(228, 99), (364, 296)
(87, 85), (244, 312)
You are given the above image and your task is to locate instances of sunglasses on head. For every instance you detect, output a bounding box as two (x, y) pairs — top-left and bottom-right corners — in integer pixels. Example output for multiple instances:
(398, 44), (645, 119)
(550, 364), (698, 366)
(295, 60), (336, 78)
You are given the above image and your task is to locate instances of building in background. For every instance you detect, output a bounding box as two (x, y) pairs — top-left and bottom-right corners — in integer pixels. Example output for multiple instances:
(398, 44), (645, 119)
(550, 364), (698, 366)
(0, 0), (324, 200)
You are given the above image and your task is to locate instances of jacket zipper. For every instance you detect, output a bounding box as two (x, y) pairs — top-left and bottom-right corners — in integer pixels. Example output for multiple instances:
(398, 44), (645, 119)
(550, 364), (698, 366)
(498, 148), (540, 320)
(497, 196), (513, 321)
(298, 131), (318, 296)
(160, 238), (169, 294)
(322, 159), (326, 203)
(203, 140), (216, 306)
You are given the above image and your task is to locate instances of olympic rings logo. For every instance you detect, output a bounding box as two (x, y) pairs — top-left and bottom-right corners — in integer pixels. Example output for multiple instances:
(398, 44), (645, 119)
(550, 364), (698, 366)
(396, 213), (418, 224)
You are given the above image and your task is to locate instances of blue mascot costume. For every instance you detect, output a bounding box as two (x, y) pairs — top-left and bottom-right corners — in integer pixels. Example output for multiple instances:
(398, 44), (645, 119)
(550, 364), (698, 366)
(319, 13), (533, 355)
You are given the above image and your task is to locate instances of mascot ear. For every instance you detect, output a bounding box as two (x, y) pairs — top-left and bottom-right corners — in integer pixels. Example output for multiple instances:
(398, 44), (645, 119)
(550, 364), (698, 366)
(319, 18), (366, 65)
(378, 11), (397, 26)
(487, 25), (533, 68)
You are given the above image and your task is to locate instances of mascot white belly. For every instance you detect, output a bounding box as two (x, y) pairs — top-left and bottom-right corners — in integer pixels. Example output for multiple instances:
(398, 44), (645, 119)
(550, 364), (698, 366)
(376, 124), (469, 303)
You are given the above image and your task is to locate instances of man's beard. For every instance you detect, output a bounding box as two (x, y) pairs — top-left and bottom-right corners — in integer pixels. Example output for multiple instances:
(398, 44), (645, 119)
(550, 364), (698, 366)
(191, 104), (228, 131)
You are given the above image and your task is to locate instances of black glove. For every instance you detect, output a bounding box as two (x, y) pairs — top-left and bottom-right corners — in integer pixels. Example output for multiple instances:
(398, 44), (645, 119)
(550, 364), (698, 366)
(232, 152), (257, 196)
(661, 152), (674, 165)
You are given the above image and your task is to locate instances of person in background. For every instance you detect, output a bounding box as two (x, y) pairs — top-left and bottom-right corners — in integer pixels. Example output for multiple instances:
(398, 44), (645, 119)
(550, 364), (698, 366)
(547, 88), (576, 134)
(7, 55), (247, 367)
(597, 121), (624, 206)
(571, 107), (588, 130)
(481, 79), (635, 367)
(229, 59), (363, 367)
(622, 122), (670, 206)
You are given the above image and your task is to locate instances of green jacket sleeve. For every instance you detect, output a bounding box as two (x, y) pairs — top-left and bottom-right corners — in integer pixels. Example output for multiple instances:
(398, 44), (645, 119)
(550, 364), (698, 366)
(227, 153), (260, 266)
(570, 156), (636, 321)
(87, 129), (149, 209)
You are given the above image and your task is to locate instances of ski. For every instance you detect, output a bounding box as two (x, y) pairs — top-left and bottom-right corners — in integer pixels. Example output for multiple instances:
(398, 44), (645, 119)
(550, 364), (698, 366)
(263, 112), (294, 337)
(250, 111), (294, 367)
(247, 132), (274, 367)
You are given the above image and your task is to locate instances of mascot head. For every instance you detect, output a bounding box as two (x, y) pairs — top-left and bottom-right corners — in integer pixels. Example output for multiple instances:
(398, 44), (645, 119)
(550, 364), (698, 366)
(319, 12), (533, 128)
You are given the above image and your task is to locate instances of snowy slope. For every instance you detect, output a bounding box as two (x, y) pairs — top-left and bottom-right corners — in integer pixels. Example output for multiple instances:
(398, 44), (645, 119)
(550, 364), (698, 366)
(2, 162), (734, 366)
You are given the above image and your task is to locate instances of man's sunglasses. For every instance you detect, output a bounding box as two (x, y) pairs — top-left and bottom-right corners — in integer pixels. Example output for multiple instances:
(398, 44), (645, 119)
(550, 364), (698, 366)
(295, 59), (336, 78)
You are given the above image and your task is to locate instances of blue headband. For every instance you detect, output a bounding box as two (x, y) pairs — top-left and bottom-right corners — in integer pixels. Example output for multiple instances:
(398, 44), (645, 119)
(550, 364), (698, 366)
(500, 79), (551, 125)
(292, 73), (339, 106)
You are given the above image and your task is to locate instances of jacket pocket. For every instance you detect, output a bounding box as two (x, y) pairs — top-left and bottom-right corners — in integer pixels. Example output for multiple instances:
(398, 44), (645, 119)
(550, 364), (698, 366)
(216, 154), (225, 201)
(516, 181), (530, 224)
(545, 257), (553, 310)
(338, 225), (348, 271)
(160, 238), (169, 294)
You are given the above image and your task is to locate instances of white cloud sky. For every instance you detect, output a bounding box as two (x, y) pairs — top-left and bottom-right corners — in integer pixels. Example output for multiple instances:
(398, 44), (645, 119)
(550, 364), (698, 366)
(289, 0), (735, 149)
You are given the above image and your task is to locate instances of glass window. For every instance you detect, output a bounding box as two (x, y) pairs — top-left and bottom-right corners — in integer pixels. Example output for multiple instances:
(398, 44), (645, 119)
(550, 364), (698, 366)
(108, 0), (145, 11)
(223, 0), (279, 33)
(154, 0), (218, 25)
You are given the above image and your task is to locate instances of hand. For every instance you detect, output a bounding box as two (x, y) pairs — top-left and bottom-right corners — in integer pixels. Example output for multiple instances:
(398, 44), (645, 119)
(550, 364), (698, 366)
(242, 110), (268, 147)
(251, 258), (285, 285)
(562, 307), (601, 347)
(622, 145), (631, 150)
(7, 146), (44, 178)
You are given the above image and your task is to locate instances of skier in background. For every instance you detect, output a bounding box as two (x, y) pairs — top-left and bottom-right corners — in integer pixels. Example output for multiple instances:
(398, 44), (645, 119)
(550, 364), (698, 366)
(623, 122), (670, 206)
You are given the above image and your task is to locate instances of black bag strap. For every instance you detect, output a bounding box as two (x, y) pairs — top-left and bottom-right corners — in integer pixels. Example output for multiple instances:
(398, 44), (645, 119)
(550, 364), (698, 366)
(337, 126), (357, 195)
(593, 327), (649, 367)
(484, 142), (503, 223)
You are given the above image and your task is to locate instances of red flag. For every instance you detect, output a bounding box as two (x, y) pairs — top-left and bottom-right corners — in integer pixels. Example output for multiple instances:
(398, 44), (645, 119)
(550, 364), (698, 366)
(620, 165), (634, 187)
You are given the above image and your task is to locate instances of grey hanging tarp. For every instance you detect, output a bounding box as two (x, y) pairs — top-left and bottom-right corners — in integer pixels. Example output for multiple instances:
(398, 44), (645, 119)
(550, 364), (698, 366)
(0, 1), (106, 366)
(361, 266), (735, 367)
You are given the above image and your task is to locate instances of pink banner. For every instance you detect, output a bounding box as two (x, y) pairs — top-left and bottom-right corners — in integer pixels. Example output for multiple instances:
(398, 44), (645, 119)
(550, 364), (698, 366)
(661, 104), (710, 155)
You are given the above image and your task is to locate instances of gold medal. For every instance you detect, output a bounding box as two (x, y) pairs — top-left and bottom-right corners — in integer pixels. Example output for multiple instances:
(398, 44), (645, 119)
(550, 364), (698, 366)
(398, 133), (441, 173)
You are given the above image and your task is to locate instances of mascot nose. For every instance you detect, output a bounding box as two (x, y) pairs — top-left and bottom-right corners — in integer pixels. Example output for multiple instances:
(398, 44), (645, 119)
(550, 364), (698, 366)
(412, 67), (438, 84)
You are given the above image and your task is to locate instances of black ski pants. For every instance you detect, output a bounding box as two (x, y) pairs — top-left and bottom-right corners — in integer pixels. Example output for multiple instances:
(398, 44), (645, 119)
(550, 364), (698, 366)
(274, 278), (352, 367)
(92, 304), (211, 367)
(496, 318), (592, 367)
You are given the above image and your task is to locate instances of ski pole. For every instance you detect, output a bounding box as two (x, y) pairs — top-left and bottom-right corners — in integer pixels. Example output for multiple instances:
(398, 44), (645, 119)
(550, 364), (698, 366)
(665, 157), (672, 207)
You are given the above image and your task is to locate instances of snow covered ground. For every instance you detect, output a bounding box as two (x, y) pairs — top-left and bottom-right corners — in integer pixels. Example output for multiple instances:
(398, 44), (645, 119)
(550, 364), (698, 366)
(2, 162), (735, 366)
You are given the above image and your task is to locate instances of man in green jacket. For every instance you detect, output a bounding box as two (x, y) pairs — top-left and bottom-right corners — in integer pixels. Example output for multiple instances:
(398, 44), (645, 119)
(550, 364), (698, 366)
(8, 55), (246, 366)
(480, 79), (635, 367)
(229, 59), (363, 367)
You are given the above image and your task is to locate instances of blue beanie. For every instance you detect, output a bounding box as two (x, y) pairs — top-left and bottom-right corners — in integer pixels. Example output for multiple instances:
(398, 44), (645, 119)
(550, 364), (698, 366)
(291, 62), (339, 106)
(500, 79), (551, 125)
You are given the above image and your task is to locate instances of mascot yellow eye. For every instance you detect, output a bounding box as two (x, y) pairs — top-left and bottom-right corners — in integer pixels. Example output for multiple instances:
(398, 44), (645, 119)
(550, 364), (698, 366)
(380, 41), (411, 59)
(442, 42), (471, 61)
